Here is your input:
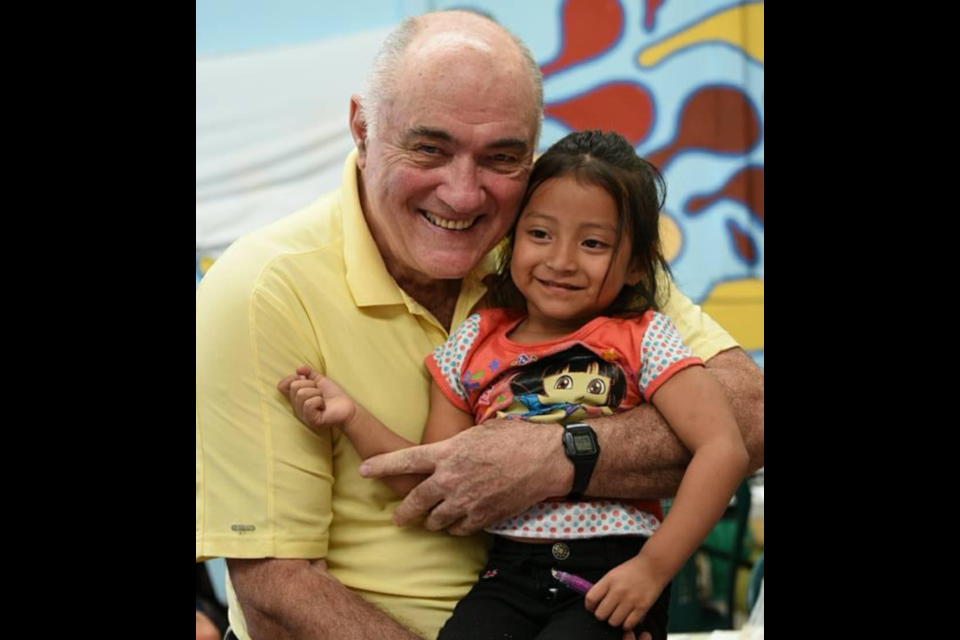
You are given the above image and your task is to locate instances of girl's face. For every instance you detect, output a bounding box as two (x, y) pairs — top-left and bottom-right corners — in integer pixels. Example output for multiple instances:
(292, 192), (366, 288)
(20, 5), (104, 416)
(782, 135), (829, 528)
(510, 176), (642, 334)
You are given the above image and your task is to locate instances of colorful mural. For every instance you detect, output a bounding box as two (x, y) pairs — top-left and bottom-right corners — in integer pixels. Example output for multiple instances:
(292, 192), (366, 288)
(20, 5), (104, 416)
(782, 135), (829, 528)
(515, 0), (765, 365)
(197, 0), (764, 365)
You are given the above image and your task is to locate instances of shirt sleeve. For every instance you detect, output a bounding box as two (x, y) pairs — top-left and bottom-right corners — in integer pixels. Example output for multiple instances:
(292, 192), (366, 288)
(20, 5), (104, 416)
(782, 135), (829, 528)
(424, 313), (484, 413)
(637, 311), (704, 401)
(197, 255), (333, 562)
(657, 274), (740, 361)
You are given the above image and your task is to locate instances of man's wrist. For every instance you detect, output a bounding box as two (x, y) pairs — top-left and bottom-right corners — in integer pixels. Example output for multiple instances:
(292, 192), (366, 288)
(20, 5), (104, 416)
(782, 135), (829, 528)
(543, 424), (575, 497)
(561, 422), (600, 500)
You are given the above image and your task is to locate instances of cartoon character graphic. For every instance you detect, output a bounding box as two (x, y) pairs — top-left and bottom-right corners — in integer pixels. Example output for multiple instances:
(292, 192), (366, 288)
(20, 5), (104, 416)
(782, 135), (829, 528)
(497, 344), (626, 423)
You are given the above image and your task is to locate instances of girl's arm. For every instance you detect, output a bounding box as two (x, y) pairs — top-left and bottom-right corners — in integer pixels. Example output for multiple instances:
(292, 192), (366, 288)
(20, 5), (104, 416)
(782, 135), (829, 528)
(279, 366), (475, 497)
(639, 365), (750, 580)
(346, 380), (475, 496)
(586, 365), (750, 630)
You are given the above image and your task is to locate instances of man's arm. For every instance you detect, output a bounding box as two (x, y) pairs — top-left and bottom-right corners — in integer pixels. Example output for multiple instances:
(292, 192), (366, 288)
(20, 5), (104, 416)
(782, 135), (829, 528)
(228, 558), (421, 640)
(586, 347), (763, 499)
(360, 347), (763, 535)
(199, 257), (425, 639)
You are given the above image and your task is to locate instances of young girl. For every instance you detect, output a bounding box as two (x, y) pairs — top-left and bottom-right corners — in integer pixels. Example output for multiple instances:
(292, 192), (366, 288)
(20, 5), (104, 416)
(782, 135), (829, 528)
(278, 130), (749, 640)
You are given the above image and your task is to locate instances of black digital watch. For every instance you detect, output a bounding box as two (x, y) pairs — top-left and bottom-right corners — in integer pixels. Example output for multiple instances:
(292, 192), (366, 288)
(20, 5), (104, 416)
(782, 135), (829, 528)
(562, 422), (600, 501)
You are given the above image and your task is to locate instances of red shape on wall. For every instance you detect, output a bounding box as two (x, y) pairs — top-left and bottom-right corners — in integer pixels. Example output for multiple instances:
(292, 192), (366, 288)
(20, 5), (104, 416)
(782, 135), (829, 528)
(545, 82), (655, 146)
(541, 0), (624, 77)
(644, 0), (666, 32)
(687, 166), (764, 224)
(727, 220), (759, 266)
(646, 86), (761, 171)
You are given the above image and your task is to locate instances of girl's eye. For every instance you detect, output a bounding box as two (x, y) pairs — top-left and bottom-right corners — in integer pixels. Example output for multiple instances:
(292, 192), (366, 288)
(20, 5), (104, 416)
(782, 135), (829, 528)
(583, 239), (608, 249)
(554, 375), (573, 390)
(530, 229), (549, 239)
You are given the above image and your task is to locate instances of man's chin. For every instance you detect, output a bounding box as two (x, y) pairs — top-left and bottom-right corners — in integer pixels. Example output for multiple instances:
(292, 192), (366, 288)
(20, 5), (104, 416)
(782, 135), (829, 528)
(419, 253), (486, 280)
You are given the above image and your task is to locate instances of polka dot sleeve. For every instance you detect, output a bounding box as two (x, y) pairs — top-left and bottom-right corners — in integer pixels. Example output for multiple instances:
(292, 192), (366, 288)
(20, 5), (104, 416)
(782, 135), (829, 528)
(425, 313), (483, 413)
(638, 311), (703, 401)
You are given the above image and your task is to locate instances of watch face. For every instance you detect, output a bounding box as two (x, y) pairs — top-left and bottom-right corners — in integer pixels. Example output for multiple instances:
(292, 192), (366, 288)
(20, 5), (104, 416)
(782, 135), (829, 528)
(572, 433), (597, 454)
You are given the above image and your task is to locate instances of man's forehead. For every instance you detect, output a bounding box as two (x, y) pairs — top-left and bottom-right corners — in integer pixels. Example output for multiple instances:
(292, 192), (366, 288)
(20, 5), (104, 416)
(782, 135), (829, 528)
(403, 24), (525, 86)
(403, 126), (531, 151)
(382, 28), (539, 149)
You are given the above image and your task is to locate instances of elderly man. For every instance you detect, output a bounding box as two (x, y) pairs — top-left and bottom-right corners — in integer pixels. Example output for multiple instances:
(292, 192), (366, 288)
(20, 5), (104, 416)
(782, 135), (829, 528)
(196, 10), (763, 640)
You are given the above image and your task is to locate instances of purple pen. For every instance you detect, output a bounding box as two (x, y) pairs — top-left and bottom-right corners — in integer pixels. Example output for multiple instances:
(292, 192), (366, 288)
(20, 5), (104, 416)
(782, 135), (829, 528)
(551, 568), (594, 594)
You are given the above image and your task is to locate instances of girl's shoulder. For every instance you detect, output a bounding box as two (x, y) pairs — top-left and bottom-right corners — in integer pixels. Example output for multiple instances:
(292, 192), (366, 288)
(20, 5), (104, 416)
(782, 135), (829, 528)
(463, 307), (526, 335)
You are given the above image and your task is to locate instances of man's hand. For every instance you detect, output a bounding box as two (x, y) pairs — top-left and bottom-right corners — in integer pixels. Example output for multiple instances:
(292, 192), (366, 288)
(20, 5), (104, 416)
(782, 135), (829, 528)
(360, 418), (568, 535)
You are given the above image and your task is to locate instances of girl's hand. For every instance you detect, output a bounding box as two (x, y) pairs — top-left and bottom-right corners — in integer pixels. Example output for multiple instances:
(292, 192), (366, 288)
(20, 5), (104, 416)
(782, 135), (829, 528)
(278, 366), (357, 429)
(585, 554), (667, 632)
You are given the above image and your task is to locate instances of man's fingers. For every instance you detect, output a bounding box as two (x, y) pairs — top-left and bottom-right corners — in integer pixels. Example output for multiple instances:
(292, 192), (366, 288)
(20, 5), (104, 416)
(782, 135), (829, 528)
(360, 444), (439, 478)
(446, 513), (485, 537)
(423, 502), (467, 532)
(391, 476), (446, 526)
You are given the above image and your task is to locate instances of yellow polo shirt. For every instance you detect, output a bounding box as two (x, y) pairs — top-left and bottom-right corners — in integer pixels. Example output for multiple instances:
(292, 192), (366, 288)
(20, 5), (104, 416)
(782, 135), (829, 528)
(196, 151), (738, 639)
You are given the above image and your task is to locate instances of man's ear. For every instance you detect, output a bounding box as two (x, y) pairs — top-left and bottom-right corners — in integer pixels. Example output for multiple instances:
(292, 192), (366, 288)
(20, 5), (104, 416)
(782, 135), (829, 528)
(349, 95), (369, 168)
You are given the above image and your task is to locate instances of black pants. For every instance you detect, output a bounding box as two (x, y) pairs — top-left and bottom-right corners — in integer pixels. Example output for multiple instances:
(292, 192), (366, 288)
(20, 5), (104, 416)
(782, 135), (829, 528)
(438, 536), (669, 639)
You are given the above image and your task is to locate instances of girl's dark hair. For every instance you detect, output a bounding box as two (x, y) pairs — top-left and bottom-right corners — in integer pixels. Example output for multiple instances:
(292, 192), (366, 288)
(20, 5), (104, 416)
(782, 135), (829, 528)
(489, 129), (670, 316)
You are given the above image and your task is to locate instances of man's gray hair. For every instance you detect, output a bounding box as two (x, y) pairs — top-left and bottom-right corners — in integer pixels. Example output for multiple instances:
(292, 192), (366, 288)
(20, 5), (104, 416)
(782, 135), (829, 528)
(361, 11), (544, 145)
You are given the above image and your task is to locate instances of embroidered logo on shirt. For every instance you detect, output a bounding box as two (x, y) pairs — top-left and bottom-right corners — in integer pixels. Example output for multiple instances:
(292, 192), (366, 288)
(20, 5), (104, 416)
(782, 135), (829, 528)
(231, 525), (256, 535)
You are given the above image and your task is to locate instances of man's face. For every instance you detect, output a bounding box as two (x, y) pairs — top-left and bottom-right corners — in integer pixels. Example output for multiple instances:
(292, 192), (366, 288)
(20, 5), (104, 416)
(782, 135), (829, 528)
(353, 36), (538, 286)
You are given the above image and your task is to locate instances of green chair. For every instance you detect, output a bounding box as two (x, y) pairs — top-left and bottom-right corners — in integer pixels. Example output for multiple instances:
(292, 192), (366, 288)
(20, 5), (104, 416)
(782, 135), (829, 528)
(748, 553), (764, 612)
(667, 481), (753, 632)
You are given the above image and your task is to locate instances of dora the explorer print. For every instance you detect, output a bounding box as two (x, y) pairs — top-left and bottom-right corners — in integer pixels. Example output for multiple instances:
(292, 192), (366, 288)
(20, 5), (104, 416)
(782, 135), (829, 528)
(426, 307), (702, 428)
